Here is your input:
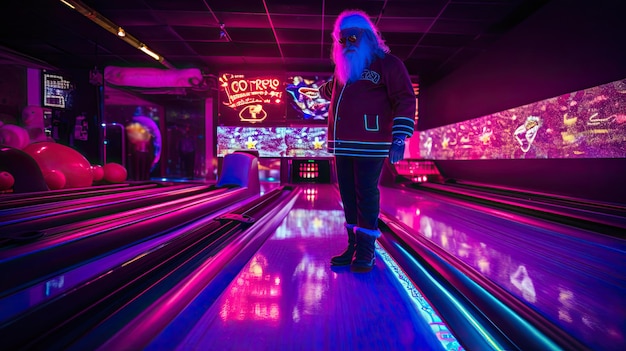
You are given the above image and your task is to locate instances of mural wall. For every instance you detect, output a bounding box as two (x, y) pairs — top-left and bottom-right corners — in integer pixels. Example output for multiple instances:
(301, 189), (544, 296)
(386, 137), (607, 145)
(419, 78), (626, 160)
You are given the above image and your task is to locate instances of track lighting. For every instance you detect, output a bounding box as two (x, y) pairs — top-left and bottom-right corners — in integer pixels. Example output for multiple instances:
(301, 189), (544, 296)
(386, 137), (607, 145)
(58, 0), (173, 68)
(60, 0), (75, 9)
(139, 45), (160, 61)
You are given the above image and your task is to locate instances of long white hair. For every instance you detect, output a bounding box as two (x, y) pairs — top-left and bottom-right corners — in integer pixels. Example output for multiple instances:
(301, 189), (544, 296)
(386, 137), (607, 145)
(331, 9), (389, 84)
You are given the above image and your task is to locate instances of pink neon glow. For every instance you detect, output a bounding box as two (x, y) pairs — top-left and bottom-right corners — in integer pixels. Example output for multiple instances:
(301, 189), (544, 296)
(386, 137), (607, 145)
(104, 66), (203, 88)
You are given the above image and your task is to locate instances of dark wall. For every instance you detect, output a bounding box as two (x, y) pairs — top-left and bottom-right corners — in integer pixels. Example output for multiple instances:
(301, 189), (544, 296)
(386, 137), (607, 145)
(66, 68), (102, 165)
(419, 0), (626, 130)
(0, 65), (26, 123)
(435, 159), (626, 205)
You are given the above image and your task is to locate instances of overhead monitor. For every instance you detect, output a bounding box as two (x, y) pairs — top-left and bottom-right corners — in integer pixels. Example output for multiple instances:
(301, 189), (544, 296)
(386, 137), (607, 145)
(42, 71), (75, 109)
(285, 74), (331, 124)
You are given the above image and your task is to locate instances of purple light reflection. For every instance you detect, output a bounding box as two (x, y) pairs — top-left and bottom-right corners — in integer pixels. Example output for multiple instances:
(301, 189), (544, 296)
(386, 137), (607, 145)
(219, 254), (282, 323)
(272, 208), (345, 240)
(0, 194), (261, 325)
(157, 185), (451, 350)
(381, 187), (626, 351)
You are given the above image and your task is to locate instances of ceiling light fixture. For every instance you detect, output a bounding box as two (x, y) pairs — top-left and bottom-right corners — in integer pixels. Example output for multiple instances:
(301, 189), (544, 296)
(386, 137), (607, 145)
(59, 0), (75, 9)
(58, 0), (173, 68)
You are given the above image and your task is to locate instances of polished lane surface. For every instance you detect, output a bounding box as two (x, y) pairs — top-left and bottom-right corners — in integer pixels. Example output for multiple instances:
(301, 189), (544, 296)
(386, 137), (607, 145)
(147, 184), (460, 351)
(380, 186), (626, 351)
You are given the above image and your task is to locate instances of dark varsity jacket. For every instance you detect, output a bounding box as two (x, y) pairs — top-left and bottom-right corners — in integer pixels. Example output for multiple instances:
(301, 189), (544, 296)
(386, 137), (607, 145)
(319, 53), (416, 158)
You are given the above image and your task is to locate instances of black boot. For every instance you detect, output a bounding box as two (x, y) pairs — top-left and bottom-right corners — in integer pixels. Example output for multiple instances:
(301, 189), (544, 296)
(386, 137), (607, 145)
(351, 227), (380, 273)
(330, 224), (356, 266)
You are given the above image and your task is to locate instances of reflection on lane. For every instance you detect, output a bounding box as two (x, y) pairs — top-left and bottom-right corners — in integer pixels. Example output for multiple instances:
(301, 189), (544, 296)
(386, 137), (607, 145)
(213, 207), (344, 328)
(381, 187), (626, 351)
(169, 185), (459, 350)
(218, 253), (282, 323)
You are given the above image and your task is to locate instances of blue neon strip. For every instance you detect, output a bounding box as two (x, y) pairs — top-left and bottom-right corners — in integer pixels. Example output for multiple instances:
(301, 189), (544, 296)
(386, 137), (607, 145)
(376, 242), (465, 351)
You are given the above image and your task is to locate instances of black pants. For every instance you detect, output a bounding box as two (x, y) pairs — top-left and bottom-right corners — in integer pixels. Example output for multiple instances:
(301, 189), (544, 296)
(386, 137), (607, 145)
(335, 156), (385, 230)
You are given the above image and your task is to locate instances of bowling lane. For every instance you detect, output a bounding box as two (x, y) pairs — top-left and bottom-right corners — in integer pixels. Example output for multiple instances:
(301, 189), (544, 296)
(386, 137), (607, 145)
(0, 182), (280, 329)
(0, 191), (262, 326)
(143, 184), (461, 351)
(380, 186), (626, 351)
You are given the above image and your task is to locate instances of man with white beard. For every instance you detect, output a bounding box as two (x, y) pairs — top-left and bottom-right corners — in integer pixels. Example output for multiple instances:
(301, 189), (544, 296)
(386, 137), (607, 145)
(319, 9), (416, 272)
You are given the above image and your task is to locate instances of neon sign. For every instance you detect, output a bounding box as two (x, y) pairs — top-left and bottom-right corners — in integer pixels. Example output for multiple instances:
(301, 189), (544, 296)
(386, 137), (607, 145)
(218, 73), (285, 125)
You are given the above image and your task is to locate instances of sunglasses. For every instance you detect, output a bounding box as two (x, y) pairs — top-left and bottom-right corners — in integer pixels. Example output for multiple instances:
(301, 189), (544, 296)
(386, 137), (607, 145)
(338, 35), (358, 45)
(337, 29), (364, 45)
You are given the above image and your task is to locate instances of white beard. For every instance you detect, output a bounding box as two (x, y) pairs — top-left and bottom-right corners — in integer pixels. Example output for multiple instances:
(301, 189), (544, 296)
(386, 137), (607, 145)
(333, 41), (373, 85)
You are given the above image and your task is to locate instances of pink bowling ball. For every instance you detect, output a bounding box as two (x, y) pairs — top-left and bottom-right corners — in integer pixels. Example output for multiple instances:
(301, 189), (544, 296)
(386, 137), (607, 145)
(23, 142), (93, 189)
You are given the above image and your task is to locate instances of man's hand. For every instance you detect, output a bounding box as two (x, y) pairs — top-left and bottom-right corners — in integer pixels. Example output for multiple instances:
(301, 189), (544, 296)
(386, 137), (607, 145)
(389, 138), (405, 163)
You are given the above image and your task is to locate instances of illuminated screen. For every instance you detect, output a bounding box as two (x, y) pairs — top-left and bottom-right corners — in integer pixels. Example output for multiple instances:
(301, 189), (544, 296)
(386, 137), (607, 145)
(217, 127), (285, 157)
(218, 72), (286, 125)
(217, 126), (332, 158)
(43, 72), (75, 109)
(285, 75), (331, 123)
(419, 78), (626, 159)
(284, 127), (332, 157)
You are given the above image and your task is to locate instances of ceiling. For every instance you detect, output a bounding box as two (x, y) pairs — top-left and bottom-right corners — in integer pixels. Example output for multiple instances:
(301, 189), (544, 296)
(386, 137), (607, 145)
(0, 0), (548, 84)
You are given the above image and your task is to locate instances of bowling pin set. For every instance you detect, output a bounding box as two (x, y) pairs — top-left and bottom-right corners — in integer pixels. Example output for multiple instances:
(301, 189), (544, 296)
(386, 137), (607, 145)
(298, 162), (319, 180)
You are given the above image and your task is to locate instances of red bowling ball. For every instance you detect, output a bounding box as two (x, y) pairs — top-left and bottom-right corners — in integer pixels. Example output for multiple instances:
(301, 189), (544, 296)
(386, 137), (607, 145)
(44, 169), (66, 190)
(92, 164), (104, 182)
(23, 142), (93, 189)
(0, 171), (15, 190)
(103, 162), (127, 183)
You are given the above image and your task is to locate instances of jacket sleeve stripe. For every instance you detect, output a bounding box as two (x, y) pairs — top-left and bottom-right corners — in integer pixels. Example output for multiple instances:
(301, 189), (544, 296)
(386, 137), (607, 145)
(392, 125), (414, 133)
(392, 116), (415, 138)
(393, 116), (414, 124)
(330, 140), (392, 146)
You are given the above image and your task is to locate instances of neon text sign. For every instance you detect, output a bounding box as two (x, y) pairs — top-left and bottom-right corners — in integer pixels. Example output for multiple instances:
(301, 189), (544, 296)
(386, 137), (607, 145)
(220, 74), (282, 107)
